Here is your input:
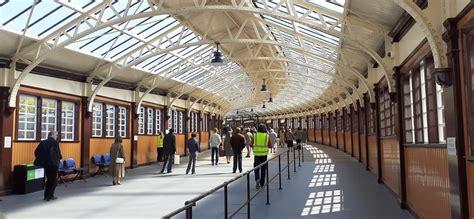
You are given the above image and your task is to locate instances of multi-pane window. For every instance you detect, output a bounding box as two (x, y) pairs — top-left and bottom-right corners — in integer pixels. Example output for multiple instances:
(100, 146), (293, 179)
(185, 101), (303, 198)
(336, 113), (342, 131)
(178, 111), (183, 134)
(345, 111), (351, 132)
(204, 114), (208, 131)
(41, 99), (57, 140)
(378, 86), (395, 137)
(105, 105), (115, 137)
(138, 107), (145, 134)
(61, 102), (75, 141)
(92, 103), (103, 137)
(118, 107), (127, 138)
(18, 95), (37, 140)
(352, 110), (358, 133)
(147, 108), (154, 135)
(367, 104), (375, 134)
(168, 109), (173, 131)
(329, 114), (336, 131)
(402, 54), (445, 144)
(359, 107), (366, 134)
(173, 110), (178, 132)
(155, 109), (162, 134)
(19, 95), (78, 141)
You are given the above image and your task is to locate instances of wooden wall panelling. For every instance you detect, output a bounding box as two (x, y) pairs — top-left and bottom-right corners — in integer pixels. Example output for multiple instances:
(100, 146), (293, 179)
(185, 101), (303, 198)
(353, 132), (360, 160)
(315, 128), (322, 143)
(468, 161), (474, 218)
(137, 136), (158, 165)
(175, 134), (186, 156)
(360, 132), (367, 165)
(380, 137), (401, 195)
(368, 135), (379, 176)
(89, 138), (132, 173)
(200, 132), (209, 151)
(405, 147), (451, 219)
(337, 131), (344, 150)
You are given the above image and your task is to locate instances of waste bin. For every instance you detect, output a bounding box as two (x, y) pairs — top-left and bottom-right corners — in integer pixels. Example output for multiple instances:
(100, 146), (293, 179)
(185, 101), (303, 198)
(13, 163), (45, 194)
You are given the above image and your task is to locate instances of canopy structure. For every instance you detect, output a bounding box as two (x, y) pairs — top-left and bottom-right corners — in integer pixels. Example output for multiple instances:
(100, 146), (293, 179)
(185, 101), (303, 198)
(0, 0), (406, 117)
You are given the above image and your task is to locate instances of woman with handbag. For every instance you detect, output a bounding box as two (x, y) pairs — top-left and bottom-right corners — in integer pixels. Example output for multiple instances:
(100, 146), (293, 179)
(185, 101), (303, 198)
(110, 136), (126, 185)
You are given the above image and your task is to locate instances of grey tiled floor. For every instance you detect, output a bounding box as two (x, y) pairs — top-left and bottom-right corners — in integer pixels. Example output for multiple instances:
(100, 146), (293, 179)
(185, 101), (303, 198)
(0, 144), (412, 219)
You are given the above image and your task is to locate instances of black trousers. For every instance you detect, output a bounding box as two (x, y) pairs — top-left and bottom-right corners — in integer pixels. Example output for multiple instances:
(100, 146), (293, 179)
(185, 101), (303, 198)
(161, 154), (173, 173)
(157, 147), (164, 162)
(44, 165), (58, 199)
(296, 139), (302, 149)
(254, 156), (268, 187)
(233, 151), (242, 172)
(211, 147), (219, 164)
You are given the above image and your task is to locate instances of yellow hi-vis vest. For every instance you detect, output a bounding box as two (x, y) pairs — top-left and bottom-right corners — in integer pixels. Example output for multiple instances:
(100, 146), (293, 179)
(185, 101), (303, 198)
(156, 136), (163, 148)
(253, 132), (269, 156)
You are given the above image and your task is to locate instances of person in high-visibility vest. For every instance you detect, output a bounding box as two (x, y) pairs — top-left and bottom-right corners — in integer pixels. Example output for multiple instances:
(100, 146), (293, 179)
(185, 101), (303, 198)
(251, 123), (273, 189)
(156, 131), (164, 164)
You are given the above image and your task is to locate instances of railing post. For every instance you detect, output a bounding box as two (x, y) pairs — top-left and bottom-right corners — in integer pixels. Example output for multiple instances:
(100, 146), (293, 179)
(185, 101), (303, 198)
(266, 162), (270, 205)
(293, 147), (296, 172)
(247, 173), (250, 219)
(298, 146), (301, 167)
(287, 150), (290, 179)
(185, 201), (193, 219)
(224, 183), (228, 219)
(302, 144), (305, 162)
(278, 154), (282, 190)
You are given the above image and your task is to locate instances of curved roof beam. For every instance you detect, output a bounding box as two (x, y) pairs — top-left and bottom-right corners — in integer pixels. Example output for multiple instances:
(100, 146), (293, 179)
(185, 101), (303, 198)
(8, 0), (390, 108)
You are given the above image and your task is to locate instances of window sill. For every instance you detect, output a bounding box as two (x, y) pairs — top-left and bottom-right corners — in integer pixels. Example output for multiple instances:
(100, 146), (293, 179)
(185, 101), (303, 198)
(466, 157), (474, 162)
(403, 143), (446, 148)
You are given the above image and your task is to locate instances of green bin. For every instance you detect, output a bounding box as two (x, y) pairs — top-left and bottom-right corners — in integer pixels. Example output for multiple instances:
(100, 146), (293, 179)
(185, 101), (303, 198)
(13, 163), (45, 194)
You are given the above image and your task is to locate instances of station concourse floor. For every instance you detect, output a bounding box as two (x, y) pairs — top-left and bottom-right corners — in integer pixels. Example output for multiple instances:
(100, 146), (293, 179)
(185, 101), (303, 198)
(0, 144), (412, 219)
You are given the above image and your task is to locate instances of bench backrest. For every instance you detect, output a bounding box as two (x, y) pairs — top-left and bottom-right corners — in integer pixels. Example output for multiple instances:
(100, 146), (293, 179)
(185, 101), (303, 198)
(103, 154), (111, 163)
(65, 158), (76, 168)
(92, 154), (102, 164)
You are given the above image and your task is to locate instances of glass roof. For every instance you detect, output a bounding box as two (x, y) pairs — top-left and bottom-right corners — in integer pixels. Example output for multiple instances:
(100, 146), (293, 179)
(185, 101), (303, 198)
(1, 0), (347, 115)
(0, 0), (253, 99)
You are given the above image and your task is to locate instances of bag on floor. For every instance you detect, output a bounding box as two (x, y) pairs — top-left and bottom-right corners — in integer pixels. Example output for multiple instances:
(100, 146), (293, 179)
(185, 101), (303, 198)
(173, 154), (180, 164)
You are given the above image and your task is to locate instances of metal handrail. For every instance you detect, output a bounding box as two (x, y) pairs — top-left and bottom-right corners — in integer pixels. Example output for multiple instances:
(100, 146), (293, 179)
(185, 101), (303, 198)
(162, 145), (304, 219)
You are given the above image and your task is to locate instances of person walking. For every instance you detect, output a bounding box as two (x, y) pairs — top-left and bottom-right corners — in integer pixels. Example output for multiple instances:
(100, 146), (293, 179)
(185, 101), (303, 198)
(295, 127), (303, 150)
(209, 128), (222, 165)
(186, 133), (200, 174)
(286, 128), (295, 152)
(251, 124), (273, 189)
(243, 128), (253, 157)
(161, 129), (176, 173)
(278, 127), (286, 148)
(223, 128), (233, 164)
(156, 131), (164, 164)
(269, 129), (278, 153)
(34, 131), (62, 201)
(110, 136), (126, 185)
(230, 127), (245, 173)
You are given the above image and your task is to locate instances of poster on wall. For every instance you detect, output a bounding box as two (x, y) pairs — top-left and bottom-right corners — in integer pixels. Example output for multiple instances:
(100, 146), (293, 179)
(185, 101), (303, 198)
(4, 136), (11, 148)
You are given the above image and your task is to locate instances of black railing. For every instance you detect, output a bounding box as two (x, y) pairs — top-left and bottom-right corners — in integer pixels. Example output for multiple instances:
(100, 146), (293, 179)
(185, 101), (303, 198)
(163, 146), (304, 219)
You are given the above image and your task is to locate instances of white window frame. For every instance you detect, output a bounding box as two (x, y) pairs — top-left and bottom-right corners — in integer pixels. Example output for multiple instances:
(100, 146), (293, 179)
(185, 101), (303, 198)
(118, 106), (127, 138)
(147, 108), (154, 135)
(61, 101), (75, 141)
(92, 102), (103, 137)
(105, 104), (115, 137)
(138, 107), (145, 134)
(155, 109), (161, 134)
(436, 84), (445, 143)
(420, 61), (429, 143)
(18, 95), (37, 140)
(179, 111), (183, 134)
(41, 98), (57, 140)
(173, 110), (178, 132)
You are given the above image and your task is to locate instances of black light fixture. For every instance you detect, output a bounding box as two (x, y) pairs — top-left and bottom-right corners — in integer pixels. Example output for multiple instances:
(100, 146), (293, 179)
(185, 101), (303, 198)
(210, 42), (225, 66)
(260, 79), (267, 91)
(250, 108), (254, 112)
(268, 93), (273, 102)
(262, 101), (266, 109)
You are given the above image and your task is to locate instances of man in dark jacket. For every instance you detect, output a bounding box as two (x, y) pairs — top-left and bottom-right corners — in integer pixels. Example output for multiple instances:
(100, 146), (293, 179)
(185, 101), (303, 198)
(230, 127), (246, 173)
(186, 133), (200, 174)
(161, 129), (176, 173)
(34, 131), (62, 201)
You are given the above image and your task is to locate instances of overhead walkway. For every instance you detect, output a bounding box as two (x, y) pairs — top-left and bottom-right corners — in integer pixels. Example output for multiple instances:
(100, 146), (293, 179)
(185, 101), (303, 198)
(0, 144), (411, 219)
